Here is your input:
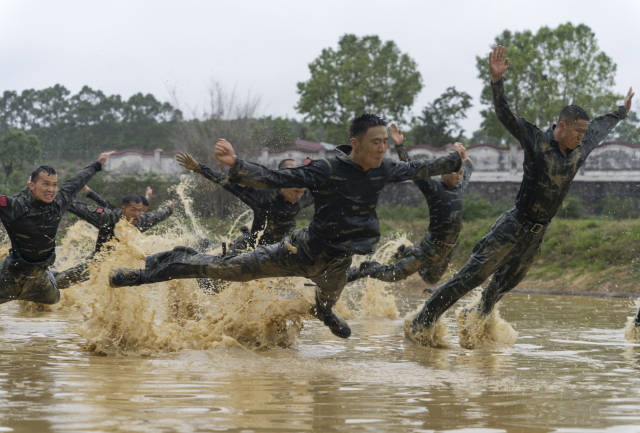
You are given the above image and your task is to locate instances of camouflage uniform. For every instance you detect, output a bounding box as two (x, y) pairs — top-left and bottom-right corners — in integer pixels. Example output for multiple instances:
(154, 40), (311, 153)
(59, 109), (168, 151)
(412, 78), (628, 329)
(347, 156), (473, 284)
(111, 147), (462, 337)
(0, 162), (103, 304)
(193, 163), (313, 252)
(55, 199), (174, 287)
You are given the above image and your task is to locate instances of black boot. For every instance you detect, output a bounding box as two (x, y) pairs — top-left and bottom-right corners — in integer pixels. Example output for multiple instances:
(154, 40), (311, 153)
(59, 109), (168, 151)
(109, 268), (146, 287)
(635, 308), (640, 327)
(310, 296), (351, 338)
(358, 260), (383, 277)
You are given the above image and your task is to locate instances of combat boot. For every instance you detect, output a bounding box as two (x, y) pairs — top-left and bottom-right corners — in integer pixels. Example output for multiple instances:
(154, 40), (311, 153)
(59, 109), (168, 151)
(109, 268), (146, 287)
(635, 308), (640, 327)
(345, 267), (361, 283)
(310, 295), (351, 338)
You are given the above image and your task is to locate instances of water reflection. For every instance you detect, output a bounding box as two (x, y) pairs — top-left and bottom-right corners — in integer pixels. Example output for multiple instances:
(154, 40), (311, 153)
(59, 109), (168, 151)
(2, 292), (640, 432)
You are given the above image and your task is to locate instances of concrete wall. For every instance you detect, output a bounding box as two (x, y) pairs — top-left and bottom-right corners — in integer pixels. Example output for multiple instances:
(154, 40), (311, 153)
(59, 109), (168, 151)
(104, 149), (184, 176)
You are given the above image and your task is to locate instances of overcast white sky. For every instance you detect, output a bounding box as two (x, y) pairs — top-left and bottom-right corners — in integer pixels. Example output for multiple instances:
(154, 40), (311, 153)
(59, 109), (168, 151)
(1, 0), (638, 135)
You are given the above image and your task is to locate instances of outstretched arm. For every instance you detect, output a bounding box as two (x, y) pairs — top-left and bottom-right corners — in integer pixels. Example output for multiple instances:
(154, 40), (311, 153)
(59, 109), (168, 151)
(176, 151), (264, 208)
(83, 186), (114, 209)
(582, 88), (634, 156)
(390, 124), (410, 162)
(389, 146), (463, 183)
(459, 158), (474, 192)
(67, 201), (120, 229)
(216, 138), (329, 190)
(136, 201), (174, 232)
(57, 152), (114, 208)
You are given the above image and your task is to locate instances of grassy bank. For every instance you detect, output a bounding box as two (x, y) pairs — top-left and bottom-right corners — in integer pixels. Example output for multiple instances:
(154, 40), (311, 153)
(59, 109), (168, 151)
(376, 214), (640, 295)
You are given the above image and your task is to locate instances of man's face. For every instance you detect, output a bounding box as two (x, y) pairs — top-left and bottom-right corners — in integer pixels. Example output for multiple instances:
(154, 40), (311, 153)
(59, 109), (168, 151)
(350, 125), (388, 171)
(121, 201), (144, 224)
(28, 172), (58, 203)
(557, 119), (589, 151)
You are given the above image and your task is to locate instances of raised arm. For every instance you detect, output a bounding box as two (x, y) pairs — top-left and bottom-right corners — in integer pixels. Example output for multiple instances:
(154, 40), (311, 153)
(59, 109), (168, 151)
(489, 46), (538, 149)
(390, 124), (410, 162)
(136, 201), (174, 232)
(582, 87), (634, 156)
(57, 152), (114, 208)
(216, 138), (329, 190)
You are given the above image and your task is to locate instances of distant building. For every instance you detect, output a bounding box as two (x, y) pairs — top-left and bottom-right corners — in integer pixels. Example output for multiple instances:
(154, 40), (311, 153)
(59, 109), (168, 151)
(103, 149), (183, 176)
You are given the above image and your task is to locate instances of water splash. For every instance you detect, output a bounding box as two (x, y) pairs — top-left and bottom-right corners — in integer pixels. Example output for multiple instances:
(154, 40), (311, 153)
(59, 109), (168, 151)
(455, 292), (518, 349)
(403, 305), (450, 348)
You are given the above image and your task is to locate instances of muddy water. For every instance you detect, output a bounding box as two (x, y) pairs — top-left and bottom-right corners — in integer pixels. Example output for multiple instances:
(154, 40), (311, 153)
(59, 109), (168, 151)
(2, 288), (640, 433)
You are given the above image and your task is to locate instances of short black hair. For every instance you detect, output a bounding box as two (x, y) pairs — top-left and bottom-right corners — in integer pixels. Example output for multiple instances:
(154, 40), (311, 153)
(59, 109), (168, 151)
(30, 165), (57, 182)
(278, 158), (295, 169)
(559, 105), (590, 124)
(349, 113), (386, 138)
(140, 196), (149, 207)
(121, 194), (143, 206)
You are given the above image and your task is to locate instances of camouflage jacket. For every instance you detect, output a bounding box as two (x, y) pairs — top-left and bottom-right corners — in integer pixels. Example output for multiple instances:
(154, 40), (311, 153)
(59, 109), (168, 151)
(493, 78), (627, 224)
(0, 161), (102, 265)
(196, 163), (314, 245)
(85, 189), (113, 209)
(227, 147), (461, 255)
(67, 201), (173, 252)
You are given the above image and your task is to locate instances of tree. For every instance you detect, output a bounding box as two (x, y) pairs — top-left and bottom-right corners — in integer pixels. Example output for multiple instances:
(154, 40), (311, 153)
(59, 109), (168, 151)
(0, 130), (42, 187)
(475, 23), (620, 145)
(296, 34), (422, 144)
(409, 86), (472, 146)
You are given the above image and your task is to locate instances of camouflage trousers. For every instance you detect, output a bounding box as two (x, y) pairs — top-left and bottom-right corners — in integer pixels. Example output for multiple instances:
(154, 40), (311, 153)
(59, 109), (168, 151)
(414, 208), (546, 328)
(51, 262), (90, 290)
(142, 227), (353, 307)
(349, 234), (455, 284)
(0, 256), (60, 304)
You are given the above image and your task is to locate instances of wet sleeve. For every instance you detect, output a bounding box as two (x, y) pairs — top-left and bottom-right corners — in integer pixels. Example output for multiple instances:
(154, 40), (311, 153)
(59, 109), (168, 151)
(0, 194), (18, 221)
(196, 163), (262, 208)
(196, 164), (226, 184)
(67, 201), (119, 228)
(388, 152), (462, 183)
(393, 144), (410, 162)
(86, 189), (113, 209)
(492, 79), (538, 153)
(56, 161), (102, 209)
(459, 160), (474, 192)
(136, 204), (173, 232)
(581, 106), (627, 157)
(228, 158), (329, 190)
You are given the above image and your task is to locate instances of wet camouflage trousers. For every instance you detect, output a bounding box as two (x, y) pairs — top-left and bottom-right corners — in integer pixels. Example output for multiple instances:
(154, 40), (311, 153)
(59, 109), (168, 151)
(0, 257), (91, 304)
(142, 227), (353, 307)
(414, 208), (546, 327)
(351, 234), (455, 284)
(0, 257), (59, 304)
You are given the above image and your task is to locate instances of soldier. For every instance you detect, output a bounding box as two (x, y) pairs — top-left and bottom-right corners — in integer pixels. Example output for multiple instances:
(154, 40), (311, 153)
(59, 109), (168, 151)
(68, 194), (175, 253)
(175, 152), (312, 253)
(53, 194), (175, 289)
(0, 152), (113, 305)
(347, 123), (473, 285)
(109, 113), (465, 338)
(407, 45), (635, 339)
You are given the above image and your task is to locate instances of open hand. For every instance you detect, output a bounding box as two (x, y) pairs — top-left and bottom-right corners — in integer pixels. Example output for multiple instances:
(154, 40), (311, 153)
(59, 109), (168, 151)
(452, 142), (468, 161)
(624, 87), (635, 113)
(98, 151), (116, 165)
(389, 124), (404, 146)
(489, 45), (509, 83)
(214, 139), (237, 167)
(82, 185), (90, 193)
(176, 152), (200, 171)
(145, 186), (153, 200)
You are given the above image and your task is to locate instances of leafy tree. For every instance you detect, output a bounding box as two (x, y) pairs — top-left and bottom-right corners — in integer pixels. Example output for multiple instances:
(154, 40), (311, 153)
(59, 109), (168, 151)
(0, 130), (42, 187)
(296, 34), (422, 144)
(612, 111), (640, 143)
(475, 23), (620, 145)
(409, 86), (472, 146)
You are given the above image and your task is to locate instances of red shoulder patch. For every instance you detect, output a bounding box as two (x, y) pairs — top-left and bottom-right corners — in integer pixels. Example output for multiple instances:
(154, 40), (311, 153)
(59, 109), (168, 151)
(0, 195), (7, 207)
(96, 207), (104, 213)
(303, 157), (312, 166)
